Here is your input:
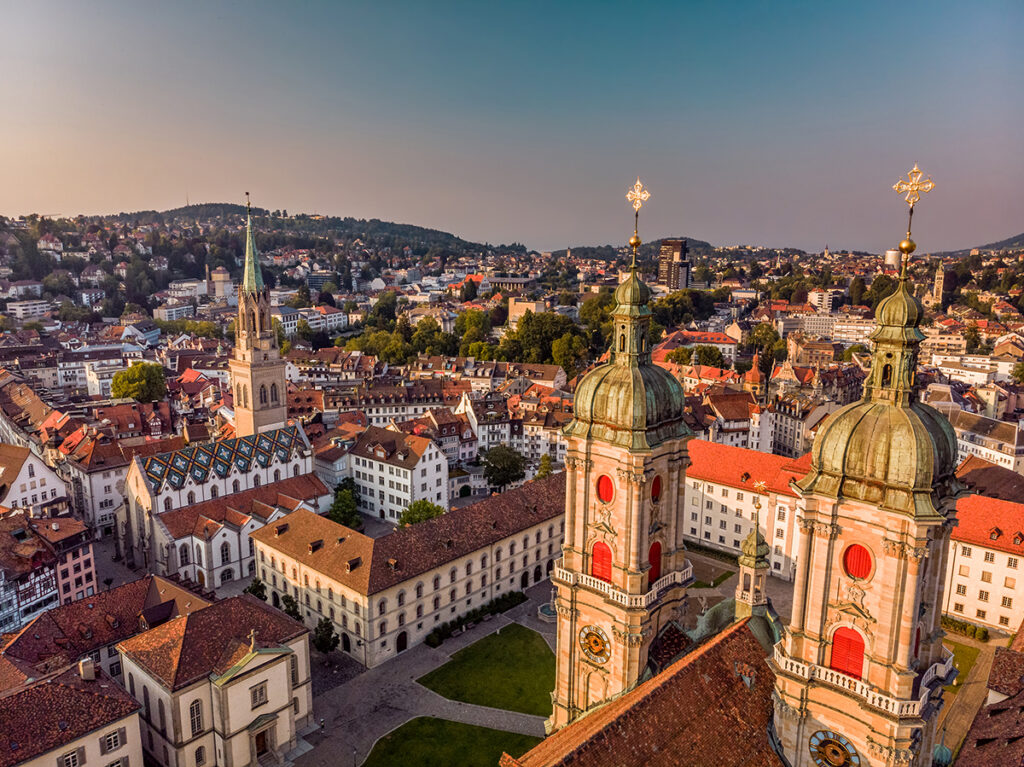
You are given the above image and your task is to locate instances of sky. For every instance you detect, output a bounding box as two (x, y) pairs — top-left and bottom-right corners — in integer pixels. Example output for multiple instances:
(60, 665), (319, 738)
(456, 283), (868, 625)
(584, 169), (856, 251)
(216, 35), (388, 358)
(2, 1), (1022, 254)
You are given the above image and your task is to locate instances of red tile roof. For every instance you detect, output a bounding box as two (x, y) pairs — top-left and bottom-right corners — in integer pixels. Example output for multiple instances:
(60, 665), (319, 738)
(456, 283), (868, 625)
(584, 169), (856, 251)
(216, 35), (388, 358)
(953, 493), (1024, 555)
(687, 440), (811, 498)
(503, 620), (782, 767)
(0, 666), (140, 767)
(158, 473), (330, 540)
(117, 594), (306, 690)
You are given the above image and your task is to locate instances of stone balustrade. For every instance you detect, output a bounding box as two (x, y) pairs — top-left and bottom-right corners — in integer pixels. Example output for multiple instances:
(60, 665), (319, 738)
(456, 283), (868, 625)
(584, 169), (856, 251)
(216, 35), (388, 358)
(552, 560), (693, 609)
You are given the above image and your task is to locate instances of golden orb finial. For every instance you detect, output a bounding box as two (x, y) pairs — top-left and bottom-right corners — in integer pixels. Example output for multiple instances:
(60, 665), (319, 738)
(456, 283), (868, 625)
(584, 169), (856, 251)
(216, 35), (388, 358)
(629, 232), (642, 249)
(899, 238), (916, 256)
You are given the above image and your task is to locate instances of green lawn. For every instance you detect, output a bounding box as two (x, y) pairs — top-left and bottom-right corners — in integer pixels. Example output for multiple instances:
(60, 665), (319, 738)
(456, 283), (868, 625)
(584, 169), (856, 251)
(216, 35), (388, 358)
(417, 624), (555, 716)
(363, 717), (541, 767)
(692, 570), (735, 589)
(943, 640), (980, 696)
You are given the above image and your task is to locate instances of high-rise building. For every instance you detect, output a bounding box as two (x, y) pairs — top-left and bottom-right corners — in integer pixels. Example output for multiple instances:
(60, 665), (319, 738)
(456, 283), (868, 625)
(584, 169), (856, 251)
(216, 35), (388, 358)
(772, 254), (961, 766)
(229, 202), (288, 437)
(549, 236), (694, 732)
(657, 238), (690, 290)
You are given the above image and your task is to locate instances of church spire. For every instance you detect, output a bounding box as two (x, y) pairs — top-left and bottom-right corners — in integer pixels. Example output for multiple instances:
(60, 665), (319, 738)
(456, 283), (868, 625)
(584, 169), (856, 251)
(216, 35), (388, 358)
(612, 178), (654, 367)
(242, 192), (264, 295)
(862, 165), (935, 407)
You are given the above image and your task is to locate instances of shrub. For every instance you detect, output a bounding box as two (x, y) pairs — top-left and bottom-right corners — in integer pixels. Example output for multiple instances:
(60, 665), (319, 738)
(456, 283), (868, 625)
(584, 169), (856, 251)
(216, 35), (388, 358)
(976, 626), (989, 642)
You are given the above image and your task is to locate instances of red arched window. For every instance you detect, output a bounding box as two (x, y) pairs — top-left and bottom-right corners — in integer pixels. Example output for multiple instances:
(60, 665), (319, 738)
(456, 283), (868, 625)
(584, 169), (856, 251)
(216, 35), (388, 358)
(830, 627), (865, 680)
(591, 542), (612, 583)
(597, 475), (614, 503)
(651, 476), (662, 503)
(843, 544), (872, 580)
(648, 542), (662, 585)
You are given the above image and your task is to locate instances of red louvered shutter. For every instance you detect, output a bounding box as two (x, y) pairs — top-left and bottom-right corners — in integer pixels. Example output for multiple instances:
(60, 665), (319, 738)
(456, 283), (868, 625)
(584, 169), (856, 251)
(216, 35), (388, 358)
(591, 542), (612, 583)
(843, 545), (872, 579)
(830, 627), (865, 680)
(648, 542), (662, 585)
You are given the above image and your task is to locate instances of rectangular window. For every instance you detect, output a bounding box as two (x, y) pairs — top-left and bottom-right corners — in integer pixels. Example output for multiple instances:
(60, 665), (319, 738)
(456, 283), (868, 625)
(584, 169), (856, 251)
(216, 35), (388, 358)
(690, 513), (698, 521)
(953, 602), (964, 613)
(105, 732), (120, 751)
(706, 500), (712, 509)
(977, 609), (987, 619)
(718, 535), (725, 544)
(1000, 616), (1011, 626)
(719, 520), (726, 530)
(1007, 577), (1017, 589)
(956, 584), (966, 595)
(721, 488), (728, 498)
(979, 590), (989, 602)
(736, 492), (743, 501)
(982, 571), (992, 583)
(691, 497), (697, 506)
(734, 524), (742, 533)
(962, 546), (972, 557)
(777, 510), (785, 521)
(984, 551), (995, 563)
(775, 529), (784, 539)
(251, 682), (268, 709)
(690, 527), (697, 535)
(1010, 557), (1019, 570)
(1003, 596), (1013, 608)
(959, 565), (970, 577)
(63, 753), (79, 767)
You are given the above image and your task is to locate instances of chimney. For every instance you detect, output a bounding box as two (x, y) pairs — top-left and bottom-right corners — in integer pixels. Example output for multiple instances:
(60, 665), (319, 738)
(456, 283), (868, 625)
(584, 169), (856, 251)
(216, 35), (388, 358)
(78, 658), (95, 681)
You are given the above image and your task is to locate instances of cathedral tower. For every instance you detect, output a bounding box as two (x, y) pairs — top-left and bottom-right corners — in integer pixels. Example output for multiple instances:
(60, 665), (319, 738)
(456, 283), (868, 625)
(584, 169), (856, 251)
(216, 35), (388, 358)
(229, 197), (288, 437)
(772, 167), (960, 767)
(549, 180), (693, 732)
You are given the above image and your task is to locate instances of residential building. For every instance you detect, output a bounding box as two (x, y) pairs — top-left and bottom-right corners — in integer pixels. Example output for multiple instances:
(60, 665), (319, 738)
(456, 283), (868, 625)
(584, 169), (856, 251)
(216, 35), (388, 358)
(154, 303), (196, 322)
(251, 473), (565, 667)
(683, 440), (809, 579)
(348, 425), (448, 521)
(950, 410), (1024, 473)
(0, 663), (142, 767)
(8, 300), (51, 321)
(117, 595), (312, 767)
(0, 443), (70, 517)
(657, 238), (690, 290)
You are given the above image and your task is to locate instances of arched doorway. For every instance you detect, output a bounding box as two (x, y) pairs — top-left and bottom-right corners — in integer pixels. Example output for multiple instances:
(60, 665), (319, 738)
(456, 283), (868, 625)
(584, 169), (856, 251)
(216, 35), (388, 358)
(533, 565), (542, 583)
(220, 569), (233, 584)
(830, 627), (865, 680)
(396, 631), (408, 653)
(342, 633), (351, 653)
(272, 592), (280, 608)
(196, 571), (205, 587)
(546, 559), (554, 575)
(648, 541), (662, 587)
(520, 571), (529, 589)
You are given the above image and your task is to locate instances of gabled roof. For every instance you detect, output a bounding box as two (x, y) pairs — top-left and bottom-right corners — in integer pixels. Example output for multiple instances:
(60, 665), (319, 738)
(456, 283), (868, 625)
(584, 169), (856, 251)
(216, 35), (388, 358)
(0, 666), (140, 767)
(117, 595), (305, 691)
(687, 440), (811, 498)
(953, 494), (1024, 555)
(141, 425), (304, 492)
(502, 620), (781, 767)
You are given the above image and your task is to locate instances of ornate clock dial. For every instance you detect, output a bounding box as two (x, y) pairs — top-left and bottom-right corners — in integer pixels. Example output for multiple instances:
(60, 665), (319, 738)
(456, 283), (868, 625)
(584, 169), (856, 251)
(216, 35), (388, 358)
(578, 624), (611, 664)
(808, 730), (860, 767)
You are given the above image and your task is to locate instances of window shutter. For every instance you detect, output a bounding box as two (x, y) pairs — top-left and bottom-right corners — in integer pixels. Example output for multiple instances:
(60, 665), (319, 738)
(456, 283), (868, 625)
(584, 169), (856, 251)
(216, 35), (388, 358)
(122, 757), (130, 767)
(76, 746), (86, 766)
(99, 737), (108, 756)
(591, 542), (612, 583)
(648, 542), (662, 585)
(829, 627), (864, 680)
(117, 728), (126, 750)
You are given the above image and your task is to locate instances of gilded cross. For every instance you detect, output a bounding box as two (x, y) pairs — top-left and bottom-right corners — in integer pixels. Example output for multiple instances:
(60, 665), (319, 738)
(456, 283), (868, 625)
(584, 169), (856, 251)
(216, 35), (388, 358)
(626, 178), (650, 212)
(892, 164), (935, 208)
(753, 480), (768, 494)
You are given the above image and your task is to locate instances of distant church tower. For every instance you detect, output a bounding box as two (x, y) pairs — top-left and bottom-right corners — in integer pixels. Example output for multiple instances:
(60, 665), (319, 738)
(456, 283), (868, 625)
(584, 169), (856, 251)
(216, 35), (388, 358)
(772, 179), (961, 767)
(229, 197), (288, 437)
(549, 181), (693, 732)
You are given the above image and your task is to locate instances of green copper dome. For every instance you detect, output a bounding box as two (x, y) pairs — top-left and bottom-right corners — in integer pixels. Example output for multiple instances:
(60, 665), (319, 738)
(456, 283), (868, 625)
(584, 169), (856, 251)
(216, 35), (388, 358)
(566, 267), (689, 451)
(797, 267), (960, 517)
(738, 522), (770, 569)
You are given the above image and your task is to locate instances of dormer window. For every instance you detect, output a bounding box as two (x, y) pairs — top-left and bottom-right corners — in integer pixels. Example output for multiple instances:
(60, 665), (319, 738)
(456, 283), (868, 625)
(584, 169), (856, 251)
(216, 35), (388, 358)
(991, 528), (1002, 540)
(1015, 533), (1023, 546)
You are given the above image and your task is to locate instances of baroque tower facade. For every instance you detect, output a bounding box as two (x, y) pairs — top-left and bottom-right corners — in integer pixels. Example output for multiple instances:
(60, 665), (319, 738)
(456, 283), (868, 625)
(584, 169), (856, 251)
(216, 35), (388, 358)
(772, 253), (961, 767)
(549, 203), (694, 732)
(229, 203), (288, 437)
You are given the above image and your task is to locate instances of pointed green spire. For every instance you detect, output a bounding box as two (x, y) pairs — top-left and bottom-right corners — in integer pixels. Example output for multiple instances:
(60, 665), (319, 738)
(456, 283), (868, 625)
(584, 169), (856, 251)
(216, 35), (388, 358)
(241, 194), (264, 295)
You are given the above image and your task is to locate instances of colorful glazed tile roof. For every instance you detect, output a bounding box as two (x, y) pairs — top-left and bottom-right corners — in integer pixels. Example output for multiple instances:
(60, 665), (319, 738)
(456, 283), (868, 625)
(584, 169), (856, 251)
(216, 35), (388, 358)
(142, 426), (303, 492)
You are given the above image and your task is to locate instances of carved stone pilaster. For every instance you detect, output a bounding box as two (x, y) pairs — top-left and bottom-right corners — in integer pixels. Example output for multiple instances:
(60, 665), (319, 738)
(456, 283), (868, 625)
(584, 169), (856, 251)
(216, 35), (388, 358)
(565, 456), (583, 470)
(555, 603), (578, 619)
(865, 736), (915, 766)
(772, 689), (806, 721)
(615, 467), (645, 485)
(611, 626), (648, 647)
(882, 538), (905, 558)
(811, 521), (839, 539)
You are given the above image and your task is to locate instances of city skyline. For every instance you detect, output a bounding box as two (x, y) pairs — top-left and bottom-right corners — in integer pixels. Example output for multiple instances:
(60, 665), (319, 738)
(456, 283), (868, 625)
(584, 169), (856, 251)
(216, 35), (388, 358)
(3, 1), (1022, 253)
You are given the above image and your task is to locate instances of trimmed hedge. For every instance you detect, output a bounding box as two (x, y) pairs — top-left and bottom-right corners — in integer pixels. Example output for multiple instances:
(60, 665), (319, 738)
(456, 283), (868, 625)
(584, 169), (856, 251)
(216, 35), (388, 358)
(941, 615), (990, 642)
(425, 591), (529, 648)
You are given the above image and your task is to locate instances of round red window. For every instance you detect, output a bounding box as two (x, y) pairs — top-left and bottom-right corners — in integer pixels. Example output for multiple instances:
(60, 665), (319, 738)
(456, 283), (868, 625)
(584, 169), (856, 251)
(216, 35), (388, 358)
(843, 544), (872, 580)
(651, 476), (662, 503)
(597, 475), (614, 503)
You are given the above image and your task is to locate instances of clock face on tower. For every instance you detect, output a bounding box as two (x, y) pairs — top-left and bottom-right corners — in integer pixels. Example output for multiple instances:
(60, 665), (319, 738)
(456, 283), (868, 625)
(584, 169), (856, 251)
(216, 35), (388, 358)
(809, 730), (860, 767)
(578, 625), (611, 664)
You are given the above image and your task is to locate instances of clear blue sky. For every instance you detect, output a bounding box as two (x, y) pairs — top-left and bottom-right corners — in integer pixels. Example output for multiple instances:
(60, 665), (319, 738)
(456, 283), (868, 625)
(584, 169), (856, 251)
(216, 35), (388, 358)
(3, 1), (1021, 253)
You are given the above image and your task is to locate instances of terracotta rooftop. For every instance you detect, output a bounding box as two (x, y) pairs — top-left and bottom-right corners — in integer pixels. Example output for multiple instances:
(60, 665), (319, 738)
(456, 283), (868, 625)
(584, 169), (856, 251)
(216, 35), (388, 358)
(0, 666), (140, 767)
(502, 619), (781, 767)
(2, 575), (211, 676)
(687, 440), (811, 499)
(956, 455), (1024, 502)
(158, 472), (329, 540)
(117, 594), (306, 690)
(349, 425), (433, 470)
(953, 493), (1024, 555)
(957, 644), (1024, 767)
(251, 473), (566, 595)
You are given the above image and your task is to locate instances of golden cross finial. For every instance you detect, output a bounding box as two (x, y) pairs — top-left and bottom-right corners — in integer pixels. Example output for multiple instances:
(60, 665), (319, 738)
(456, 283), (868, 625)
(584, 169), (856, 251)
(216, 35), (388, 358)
(753, 480), (768, 494)
(892, 164), (935, 272)
(626, 178), (650, 212)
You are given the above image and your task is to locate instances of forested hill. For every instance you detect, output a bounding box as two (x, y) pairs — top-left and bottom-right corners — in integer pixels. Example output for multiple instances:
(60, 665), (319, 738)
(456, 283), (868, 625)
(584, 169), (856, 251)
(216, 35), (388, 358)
(936, 231), (1024, 257)
(552, 235), (716, 262)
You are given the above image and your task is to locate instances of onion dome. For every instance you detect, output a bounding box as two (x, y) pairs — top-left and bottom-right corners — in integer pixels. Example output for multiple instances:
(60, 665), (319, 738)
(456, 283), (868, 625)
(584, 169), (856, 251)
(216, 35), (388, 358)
(738, 523), (770, 570)
(796, 261), (960, 516)
(566, 265), (689, 451)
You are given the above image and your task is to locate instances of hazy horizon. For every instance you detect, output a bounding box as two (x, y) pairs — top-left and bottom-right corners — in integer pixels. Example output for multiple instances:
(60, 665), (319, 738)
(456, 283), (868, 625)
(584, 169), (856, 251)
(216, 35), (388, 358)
(3, 1), (1022, 254)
